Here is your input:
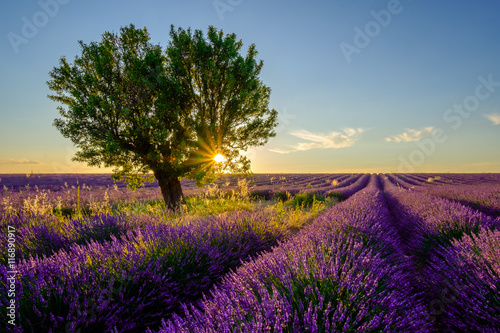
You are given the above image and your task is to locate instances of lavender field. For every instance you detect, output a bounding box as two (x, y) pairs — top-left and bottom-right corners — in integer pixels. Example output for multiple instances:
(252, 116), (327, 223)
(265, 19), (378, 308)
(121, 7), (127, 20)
(1, 173), (500, 332)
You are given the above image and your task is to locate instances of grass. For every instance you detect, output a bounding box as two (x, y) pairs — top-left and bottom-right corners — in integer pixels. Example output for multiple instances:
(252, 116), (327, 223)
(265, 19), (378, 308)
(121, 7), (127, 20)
(113, 193), (337, 232)
(272, 193), (341, 231)
(184, 196), (255, 215)
(99, 189), (341, 235)
(4, 182), (343, 239)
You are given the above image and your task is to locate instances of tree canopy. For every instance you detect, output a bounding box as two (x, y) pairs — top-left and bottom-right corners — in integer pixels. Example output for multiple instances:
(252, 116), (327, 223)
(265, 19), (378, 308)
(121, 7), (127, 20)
(48, 24), (278, 209)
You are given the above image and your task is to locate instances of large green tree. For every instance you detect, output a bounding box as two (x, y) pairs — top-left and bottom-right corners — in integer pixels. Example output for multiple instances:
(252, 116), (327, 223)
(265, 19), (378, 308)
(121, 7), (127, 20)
(48, 24), (278, 209)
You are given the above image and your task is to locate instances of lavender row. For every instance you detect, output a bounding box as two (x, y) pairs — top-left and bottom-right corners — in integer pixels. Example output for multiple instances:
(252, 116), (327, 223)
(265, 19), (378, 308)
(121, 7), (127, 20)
(387, 173), (500, 222)
(390, 173), (500, 218)
(235, 174), (367, 202)
(324, 173), (370, 197)
(423, 228), (500, 331)
(293, 174), (365, 198)
(272, 173), (369, 203)
(381, 177), (500, 331)
(397, 173), (500, 186)
(259, 174), (362, 196)
(2, 173), (498, 195)
(387, 174), (422, 189)
(1, 210), (287, 332)
(404, 174), (448, 185)
(419, 184), (500, 217)
(382, 177), (500, 247)
(0, 174), (341, 194)
(155, 175), (432, 332)
(0, 213), (157, 264)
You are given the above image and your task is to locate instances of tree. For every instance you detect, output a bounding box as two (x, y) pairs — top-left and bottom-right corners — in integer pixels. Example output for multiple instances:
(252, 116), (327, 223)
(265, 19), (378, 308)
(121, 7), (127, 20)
(47, 24), (278, 210)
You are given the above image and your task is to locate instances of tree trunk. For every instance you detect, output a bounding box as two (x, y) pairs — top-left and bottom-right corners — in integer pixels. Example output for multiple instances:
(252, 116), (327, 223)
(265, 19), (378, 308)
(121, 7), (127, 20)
(154, 169), (185, 211)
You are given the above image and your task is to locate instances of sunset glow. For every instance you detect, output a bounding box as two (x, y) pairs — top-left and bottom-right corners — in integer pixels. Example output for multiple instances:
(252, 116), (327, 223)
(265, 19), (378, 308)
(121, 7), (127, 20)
(214, 154), (225, 163)
(1, 1), (499, 174)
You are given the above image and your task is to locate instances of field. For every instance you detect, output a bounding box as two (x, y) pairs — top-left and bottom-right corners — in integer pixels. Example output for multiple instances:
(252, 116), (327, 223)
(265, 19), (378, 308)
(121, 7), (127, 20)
(1, 173), (500, 332)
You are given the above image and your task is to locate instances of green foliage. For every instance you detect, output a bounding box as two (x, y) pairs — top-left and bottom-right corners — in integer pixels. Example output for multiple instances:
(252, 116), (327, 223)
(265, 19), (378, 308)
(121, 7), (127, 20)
(273, 190), (291, 202)
(111, 172), (155, 192)
(327, 191), (348, 201)
(426, 176), (441, 183)
(288, 193), (325, 208)
(248, 189), (272, 201)
(47, 24), (278, 208)
(184, 197), (254, 216)
(166, 26), (278, 186)
(268, 193), (340, 231)
(222, 189), (237, 199)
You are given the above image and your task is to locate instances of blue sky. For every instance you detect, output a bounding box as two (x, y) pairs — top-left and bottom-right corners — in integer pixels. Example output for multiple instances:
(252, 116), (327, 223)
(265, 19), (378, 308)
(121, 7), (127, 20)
(1, 0), (499, 174)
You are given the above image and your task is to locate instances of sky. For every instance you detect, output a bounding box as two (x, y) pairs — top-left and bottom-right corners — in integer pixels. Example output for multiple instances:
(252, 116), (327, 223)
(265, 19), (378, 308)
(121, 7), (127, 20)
(1, 0), (500, 174)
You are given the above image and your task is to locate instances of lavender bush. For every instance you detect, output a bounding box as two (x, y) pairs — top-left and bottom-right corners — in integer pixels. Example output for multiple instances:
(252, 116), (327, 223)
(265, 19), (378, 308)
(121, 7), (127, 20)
(156, 175), (432, 332)
(2, 173), (500, 332)
(1, 210), (287, 332)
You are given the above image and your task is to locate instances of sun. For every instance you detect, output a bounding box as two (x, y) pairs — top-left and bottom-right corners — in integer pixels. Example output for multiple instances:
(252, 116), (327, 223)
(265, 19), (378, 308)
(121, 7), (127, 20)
(214, 154), (226, 163)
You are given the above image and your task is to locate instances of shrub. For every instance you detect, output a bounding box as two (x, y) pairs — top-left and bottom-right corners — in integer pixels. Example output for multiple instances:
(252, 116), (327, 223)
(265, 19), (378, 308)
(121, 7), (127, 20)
(273, 191), (291, 202)
(288, 192), (325, 208)
(249, 190), (273, 201)
(222, 189), (237, 199)
(326, 191), (347, 201)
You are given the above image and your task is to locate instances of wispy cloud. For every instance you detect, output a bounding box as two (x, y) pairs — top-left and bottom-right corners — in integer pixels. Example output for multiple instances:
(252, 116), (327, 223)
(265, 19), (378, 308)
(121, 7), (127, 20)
(269, 128), (365, 154)
(385, 127), (435, 143)
(484, 113), (500, 125)
(0, 158), (41, 165)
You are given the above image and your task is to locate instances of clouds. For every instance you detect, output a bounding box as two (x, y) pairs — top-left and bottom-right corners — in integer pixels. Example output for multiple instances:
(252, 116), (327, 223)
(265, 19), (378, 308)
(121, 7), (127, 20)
(270, 119), (495, 157)
(385, 127), (436, 143)
(0, 158), (41, 165)
(484, 113), (500, 125)
(269, 128), (365, 154)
